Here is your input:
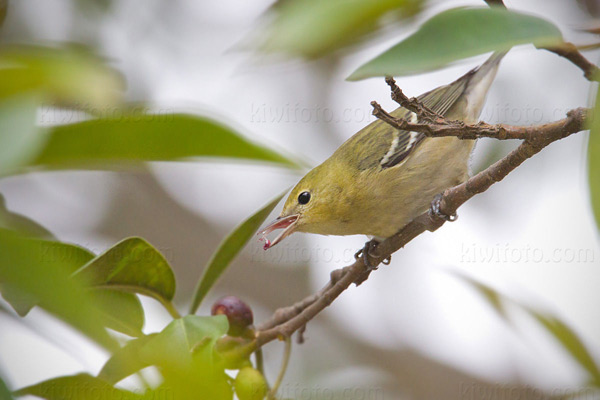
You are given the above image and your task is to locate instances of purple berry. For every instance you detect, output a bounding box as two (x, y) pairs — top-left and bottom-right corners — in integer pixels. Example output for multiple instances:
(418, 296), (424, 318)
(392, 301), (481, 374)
(211, 295), (254, 336)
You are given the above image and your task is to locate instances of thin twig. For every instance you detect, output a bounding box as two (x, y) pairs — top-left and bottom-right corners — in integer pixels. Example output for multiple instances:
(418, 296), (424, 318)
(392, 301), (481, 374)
(542, 42), (600, 82)
(370, 99), (590, 141)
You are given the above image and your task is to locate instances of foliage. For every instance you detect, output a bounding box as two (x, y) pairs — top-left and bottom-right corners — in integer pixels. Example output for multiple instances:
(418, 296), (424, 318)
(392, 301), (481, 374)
(0, 0), (597, 399)
(189, 191), (287, 313)
(348, 6), (563, 79)
(588, 86), (600, 230)
(260, 0), (422, 58)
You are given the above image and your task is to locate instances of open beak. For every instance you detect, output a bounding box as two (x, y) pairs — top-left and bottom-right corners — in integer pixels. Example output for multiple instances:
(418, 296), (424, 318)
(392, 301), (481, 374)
(258, 215), (299, 250)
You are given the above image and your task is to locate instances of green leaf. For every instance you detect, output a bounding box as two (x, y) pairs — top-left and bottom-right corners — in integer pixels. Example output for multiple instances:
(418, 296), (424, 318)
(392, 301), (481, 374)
(98, 334), (157, 384)
(0, 45), (123, 110)
(73, 237), (178, 317)
(0, 237), (94, 316)
(14, 374), (141, 400)
(455, 272), (600, 387)
(262, 0), (422, 58)
(115, 315), (233, 400)
(348, 6), (563, 80)
(529, 310), (600, 387)
(140, 315), (229, 371)
(0, 95), (46, 175)
(93, 290), (145, 337)
(0, 230), (116, 349)
(456, 273), (507, 320)
(0, 1), (7, 27)
(26, 113), (300, 171)
(189, 192), (286, 313)
(0, 193), (54, 238)
(101, 316), (231, 399)
(0, 374), (13, 400)
(588, 87), (600, 230)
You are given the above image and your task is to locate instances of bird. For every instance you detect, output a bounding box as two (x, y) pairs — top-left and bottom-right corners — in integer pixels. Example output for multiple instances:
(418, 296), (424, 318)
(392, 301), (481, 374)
(258, 51), (506, 263)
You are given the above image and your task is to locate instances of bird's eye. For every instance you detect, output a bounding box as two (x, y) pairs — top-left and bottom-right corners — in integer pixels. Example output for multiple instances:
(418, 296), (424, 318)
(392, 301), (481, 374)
(298, 191), (311, 205)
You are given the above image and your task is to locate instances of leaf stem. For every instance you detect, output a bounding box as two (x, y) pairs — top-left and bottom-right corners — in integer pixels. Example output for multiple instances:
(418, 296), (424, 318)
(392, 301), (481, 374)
(268, 336), (291, 400)
(255, 347), (266, 378)
(162, 300), (182, 319)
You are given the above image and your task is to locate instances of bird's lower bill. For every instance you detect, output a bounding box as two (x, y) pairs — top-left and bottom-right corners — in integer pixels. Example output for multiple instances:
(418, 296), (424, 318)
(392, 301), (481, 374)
(258, 215), (299, 250)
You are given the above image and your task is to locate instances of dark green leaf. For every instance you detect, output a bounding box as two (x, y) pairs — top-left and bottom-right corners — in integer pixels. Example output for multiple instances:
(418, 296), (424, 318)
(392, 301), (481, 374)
(189, 192), (286, 313)
(93, 290), (145, 337)
(588, 87), (600, 229)
(262, 0), (422, 58)
(0, 374), (13, 400)
(0, 45), (123, 110)
(15, 374), (141, 400)
(0, 0), (7, 27)
(348, 6), (563, 80)
(27, 114), (300, 171)
(529, 310), (600, 387)
(0, 230), (116, 349)
(0, 95), (46, 175)
(73, 237), (177, 316)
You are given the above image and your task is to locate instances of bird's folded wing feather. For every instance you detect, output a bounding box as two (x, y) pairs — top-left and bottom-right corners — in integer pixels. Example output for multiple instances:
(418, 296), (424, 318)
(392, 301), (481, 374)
(378, 78), (469, 169)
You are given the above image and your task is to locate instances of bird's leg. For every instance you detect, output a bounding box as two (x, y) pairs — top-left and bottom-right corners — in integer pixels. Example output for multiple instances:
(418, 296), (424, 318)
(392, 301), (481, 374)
(429, 193), (457, 222)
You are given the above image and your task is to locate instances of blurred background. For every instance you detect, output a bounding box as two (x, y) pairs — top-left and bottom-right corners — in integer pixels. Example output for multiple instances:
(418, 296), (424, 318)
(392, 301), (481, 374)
(0, 0), (599, 398)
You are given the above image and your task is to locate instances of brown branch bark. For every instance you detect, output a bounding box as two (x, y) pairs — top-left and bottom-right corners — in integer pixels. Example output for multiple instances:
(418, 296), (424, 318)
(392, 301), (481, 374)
(542, 42), (600, 82)
(371, 77), (590, 141)
(255, 106), (589, 348)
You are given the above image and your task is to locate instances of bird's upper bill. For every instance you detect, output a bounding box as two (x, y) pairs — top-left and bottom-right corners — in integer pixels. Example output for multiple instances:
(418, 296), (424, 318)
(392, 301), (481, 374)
(258, 215), (299, 250)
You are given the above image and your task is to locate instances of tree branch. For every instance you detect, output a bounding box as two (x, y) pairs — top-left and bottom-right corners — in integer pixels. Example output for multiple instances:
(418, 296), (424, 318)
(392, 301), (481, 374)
(542, 42), (600, 82)
(255, 105), (589, 348)
(372, 77), (590, 141)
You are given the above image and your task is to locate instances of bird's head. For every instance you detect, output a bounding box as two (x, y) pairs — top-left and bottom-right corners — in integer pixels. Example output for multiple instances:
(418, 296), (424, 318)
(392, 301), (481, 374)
(258, 161), (352, 249)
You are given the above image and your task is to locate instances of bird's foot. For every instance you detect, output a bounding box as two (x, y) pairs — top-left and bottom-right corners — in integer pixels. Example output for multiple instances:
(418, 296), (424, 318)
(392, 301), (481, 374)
(354, 239), (390, 271)
(429, 193), (457, 222)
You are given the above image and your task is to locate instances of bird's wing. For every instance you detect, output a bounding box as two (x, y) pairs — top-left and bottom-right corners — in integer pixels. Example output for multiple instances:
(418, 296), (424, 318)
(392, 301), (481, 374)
(340, 51), (505, 172)
(378, 80), (469, 169)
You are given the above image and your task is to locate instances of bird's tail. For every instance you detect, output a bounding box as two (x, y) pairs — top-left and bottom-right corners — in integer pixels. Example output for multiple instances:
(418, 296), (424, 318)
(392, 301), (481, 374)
(470, 50), (507, 87)
(461, 50), (508, 121)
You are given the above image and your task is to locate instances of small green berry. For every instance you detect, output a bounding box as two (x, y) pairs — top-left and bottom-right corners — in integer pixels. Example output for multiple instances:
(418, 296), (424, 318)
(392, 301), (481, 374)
(234, 367), (268, 400)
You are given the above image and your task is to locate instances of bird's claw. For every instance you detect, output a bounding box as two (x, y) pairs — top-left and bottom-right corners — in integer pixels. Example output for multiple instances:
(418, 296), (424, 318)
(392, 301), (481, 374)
(429, 193), (457, 222)
(354, 240), (389, 271)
